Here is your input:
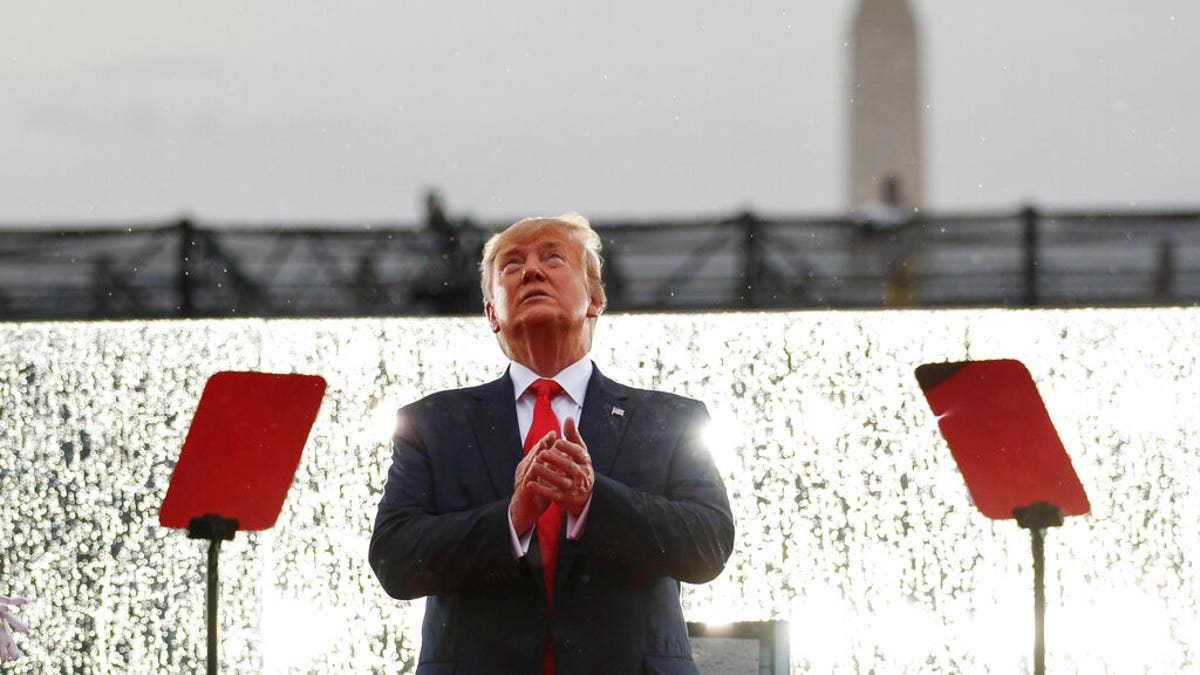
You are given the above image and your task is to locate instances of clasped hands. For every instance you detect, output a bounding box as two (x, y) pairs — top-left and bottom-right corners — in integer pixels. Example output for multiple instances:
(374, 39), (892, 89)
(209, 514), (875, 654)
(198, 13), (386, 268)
(1, 595), (30, 663)
(510, 416), (594, 534)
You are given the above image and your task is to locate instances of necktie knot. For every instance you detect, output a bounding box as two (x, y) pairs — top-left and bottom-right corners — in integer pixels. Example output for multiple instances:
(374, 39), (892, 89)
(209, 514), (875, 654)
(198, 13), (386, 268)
(528, 378), (563, 401)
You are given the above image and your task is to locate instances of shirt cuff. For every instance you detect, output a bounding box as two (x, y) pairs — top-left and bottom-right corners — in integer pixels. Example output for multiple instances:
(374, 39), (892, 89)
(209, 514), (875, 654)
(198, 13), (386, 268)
(565, 494), (593, 540)
(508, 508), (534, 558)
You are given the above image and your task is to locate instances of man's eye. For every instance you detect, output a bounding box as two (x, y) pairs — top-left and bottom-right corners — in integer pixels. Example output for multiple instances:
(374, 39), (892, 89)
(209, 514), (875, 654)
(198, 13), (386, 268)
(501, 260), (521, 272)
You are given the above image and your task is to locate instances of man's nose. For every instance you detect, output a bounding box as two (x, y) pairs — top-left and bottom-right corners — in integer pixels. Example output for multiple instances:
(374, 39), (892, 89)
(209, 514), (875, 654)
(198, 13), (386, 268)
(522, 257), (547, 281)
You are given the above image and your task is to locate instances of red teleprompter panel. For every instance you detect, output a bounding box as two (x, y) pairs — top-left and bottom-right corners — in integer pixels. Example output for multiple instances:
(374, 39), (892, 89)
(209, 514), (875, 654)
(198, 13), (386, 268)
(916, 359), (1089, 520)
(160, 371), (327, 531)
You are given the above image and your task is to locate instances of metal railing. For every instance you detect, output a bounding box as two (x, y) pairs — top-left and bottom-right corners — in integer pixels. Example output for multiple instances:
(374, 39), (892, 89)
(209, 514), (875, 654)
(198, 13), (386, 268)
(2, 206), (1198, 320)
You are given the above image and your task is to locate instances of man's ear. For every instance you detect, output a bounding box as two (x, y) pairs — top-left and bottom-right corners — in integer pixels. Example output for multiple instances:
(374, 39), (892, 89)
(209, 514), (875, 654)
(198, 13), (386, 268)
(485, 301), (501, 334)
(586, 290), (604, 319)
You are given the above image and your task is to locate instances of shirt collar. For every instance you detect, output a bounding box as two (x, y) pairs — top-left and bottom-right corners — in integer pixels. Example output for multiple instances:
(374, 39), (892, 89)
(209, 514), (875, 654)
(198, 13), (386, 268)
(509, 356), (593, 407)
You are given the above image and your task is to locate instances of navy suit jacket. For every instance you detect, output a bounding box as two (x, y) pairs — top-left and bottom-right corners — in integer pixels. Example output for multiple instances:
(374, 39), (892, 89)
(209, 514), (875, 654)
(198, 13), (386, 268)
(369, 366), (735, 674)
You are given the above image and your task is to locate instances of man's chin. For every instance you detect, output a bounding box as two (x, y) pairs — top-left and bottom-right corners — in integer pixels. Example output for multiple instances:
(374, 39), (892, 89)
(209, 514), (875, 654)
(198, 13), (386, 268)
(508, 308), (586, 333)
(514, 309), (563, 327)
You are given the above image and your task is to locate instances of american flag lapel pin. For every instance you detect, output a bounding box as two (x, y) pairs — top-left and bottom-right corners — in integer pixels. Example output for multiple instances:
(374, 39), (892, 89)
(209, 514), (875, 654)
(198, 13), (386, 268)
(611, 406), (625, 417)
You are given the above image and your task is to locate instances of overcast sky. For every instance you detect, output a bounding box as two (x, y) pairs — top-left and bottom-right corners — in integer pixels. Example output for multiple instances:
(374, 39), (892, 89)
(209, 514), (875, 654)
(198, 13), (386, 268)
(1, 2), (1196, 225)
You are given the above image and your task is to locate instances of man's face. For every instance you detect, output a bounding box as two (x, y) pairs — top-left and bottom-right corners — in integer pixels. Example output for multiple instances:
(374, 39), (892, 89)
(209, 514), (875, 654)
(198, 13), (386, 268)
(485, 225), (602, 339)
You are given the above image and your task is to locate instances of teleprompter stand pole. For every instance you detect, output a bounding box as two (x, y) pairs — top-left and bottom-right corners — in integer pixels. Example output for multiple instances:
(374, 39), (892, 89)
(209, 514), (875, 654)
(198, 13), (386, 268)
(1012, 501), (1063, 675)
(188, 514), (240, 675)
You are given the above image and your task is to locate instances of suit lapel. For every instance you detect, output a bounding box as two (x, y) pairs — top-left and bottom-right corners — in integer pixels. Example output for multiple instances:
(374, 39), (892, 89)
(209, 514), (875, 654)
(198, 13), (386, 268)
(472, 370), (523, 500)
(577, 367), (632, 476)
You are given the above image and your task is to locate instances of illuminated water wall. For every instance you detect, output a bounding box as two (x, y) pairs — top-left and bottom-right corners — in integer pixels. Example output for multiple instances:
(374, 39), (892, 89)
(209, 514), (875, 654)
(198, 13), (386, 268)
(1, 310), (1197, 673)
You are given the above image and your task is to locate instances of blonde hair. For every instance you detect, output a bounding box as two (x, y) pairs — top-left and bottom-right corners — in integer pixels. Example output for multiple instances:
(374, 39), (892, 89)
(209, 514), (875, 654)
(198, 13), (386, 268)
(479, 213), (607, 311)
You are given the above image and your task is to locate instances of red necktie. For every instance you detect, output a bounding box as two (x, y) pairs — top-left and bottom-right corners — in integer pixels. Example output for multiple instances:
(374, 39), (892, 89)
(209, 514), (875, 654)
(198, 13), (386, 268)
(523, 378), (563, 675)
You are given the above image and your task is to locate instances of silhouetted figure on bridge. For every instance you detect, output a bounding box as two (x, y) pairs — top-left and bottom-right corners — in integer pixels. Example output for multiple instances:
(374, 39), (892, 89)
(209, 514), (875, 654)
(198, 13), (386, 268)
(856, 174), (919, 306)
(409, 190), (481, 314)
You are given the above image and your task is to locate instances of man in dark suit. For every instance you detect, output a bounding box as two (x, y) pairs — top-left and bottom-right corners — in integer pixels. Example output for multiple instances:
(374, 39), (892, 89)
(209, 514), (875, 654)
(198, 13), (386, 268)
(370, 213), (735, 674)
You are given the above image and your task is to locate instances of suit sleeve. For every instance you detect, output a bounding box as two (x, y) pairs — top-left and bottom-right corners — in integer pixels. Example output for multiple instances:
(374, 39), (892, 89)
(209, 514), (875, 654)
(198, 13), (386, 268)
(577, 400), (735, 584)
(369, 404), (522, 600)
